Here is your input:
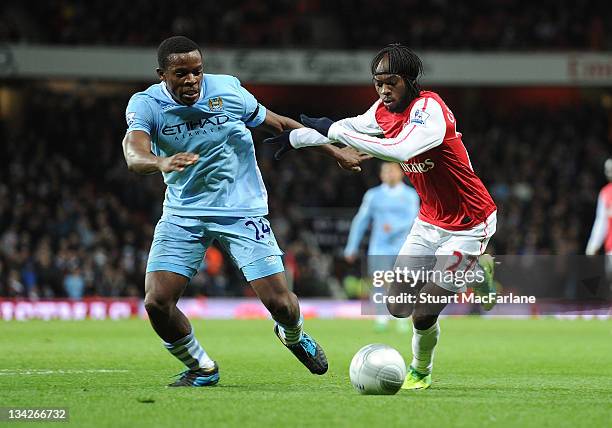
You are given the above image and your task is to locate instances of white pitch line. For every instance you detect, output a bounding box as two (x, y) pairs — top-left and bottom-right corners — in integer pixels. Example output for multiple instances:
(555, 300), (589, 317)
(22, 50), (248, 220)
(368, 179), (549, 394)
(0, 369), (129, 375)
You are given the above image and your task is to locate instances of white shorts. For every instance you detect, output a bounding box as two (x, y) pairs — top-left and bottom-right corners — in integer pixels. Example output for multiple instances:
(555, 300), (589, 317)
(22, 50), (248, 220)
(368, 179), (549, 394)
(396, 211), (497, 293)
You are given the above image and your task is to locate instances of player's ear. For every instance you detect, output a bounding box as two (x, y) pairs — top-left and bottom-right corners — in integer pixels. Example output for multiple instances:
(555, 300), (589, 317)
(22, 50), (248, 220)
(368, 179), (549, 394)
(156, 68), (165, 82)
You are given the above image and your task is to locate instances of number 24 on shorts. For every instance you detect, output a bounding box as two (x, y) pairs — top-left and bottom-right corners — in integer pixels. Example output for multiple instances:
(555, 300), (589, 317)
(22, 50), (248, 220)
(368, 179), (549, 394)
(245, 219), (271, 240)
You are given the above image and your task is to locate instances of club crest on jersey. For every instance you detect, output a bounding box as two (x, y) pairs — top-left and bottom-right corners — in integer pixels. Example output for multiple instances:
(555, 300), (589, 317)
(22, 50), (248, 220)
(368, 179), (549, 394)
(410, 109), (430, 125)
(208, 97), (224, 111)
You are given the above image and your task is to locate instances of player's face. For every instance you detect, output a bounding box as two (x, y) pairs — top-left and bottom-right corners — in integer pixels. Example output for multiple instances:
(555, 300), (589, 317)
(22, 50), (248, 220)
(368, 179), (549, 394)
(372, 55), (409, 113)
(158, 50), (203, 106)
(380, 163), (404, 185)
(373, 74), (409, 113)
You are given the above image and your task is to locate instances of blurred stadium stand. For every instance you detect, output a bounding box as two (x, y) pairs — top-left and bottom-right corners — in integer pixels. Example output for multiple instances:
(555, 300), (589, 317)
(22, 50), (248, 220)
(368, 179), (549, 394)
(2, 0), (610, 50)
(0, 1), (611, 300)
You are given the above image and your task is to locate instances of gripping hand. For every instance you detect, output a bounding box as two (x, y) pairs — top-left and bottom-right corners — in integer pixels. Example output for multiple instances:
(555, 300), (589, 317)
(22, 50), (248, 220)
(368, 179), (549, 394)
(262, 130), (295, 160)
(299, 114), (334, 137)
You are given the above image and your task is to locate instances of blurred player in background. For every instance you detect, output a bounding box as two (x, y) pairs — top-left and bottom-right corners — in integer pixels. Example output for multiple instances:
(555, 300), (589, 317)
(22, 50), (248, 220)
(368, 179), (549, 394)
(266, 43), (497, 390)
(122, 36), (368, 387)
(586, 158), (612, 293)
(586, 158), (612, 256)
(344, 162), (419, 332)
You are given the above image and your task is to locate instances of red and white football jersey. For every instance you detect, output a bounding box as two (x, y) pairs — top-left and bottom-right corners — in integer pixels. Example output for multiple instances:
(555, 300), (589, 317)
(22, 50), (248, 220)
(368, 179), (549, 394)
(586, 183), (612, 254)
(325, 91), (496, 231)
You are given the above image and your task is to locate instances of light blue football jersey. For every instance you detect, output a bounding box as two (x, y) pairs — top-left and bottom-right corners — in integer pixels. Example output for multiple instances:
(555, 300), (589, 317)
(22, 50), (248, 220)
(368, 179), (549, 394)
(344, 183), (420, 256)
(125, 74), (268, 217)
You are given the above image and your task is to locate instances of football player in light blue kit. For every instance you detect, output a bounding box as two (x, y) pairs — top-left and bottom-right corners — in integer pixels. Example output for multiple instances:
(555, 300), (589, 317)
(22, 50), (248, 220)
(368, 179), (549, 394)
(123, 36), (367, 387)
(344, 162), (419, 332)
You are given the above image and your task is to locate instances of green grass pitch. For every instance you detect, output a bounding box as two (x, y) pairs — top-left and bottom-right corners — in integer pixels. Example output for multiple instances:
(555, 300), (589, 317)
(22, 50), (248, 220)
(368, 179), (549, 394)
(1, 317), (611, 427)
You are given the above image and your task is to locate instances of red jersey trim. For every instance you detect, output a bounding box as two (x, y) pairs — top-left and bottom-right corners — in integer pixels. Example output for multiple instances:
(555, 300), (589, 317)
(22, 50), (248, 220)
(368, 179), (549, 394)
(422, 97), (429, 111)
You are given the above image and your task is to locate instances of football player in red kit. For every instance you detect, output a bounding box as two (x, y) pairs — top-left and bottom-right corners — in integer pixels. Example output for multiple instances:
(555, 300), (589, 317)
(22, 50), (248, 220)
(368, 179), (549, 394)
(586, 159), (612, 256)
(265, 43), (497, 390)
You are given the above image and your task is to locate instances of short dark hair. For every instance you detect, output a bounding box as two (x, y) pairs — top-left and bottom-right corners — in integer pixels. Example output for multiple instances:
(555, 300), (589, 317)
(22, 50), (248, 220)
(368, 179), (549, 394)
(157, 36), (201, 70)
(371, 43), (423, 100)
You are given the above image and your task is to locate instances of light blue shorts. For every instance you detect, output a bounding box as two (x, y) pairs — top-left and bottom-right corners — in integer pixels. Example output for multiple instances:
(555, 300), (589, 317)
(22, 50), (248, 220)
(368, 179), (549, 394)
(147, 213), (284, 282)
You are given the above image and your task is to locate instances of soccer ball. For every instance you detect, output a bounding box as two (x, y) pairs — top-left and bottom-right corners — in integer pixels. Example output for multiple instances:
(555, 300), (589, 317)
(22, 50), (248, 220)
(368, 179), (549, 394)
(349, 344), (406, 395)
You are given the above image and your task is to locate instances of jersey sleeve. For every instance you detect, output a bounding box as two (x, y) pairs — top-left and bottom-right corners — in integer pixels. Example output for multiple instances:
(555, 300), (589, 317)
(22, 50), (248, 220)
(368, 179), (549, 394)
(235, 77), (267, 127)
(289, 127), (329, 148)
(344, 190), (374, 257)
(327, 97), (446, 162)
(586, 192), (607, 255)
(334, 101), (383, 136)
(125, 94), (155, 135)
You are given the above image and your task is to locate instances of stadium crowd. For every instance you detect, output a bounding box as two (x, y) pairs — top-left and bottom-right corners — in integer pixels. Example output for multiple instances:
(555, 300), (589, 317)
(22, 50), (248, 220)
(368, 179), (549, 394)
(0, 87), (608, 298)
(2, 0), (610, 50)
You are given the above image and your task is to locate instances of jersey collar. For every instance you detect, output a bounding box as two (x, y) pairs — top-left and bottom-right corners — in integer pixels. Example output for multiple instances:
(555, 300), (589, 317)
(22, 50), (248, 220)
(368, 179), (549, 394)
(382, 183), (403, 193)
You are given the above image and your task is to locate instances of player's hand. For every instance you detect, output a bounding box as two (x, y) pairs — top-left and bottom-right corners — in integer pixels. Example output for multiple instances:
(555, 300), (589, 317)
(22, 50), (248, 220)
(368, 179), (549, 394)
(300, 114), (334, 137)
(262, 130), (295, 160)
(158, 152), (199, 172)
(335, 146), (372, 172)
(345, 254), (357, 264)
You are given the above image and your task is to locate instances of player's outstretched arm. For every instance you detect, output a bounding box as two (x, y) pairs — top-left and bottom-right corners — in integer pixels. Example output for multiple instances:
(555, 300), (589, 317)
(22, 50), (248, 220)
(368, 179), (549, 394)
(123, 130), (199, 174)
(344, 191), (374, 263)
(256, 109), (302, 134)
(292, 98), (446, 163)
(259, 110), (371, 172)
(329, 98), (446, 162)
(300, 100), (384, 138)
(586, 193), (607, 255)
